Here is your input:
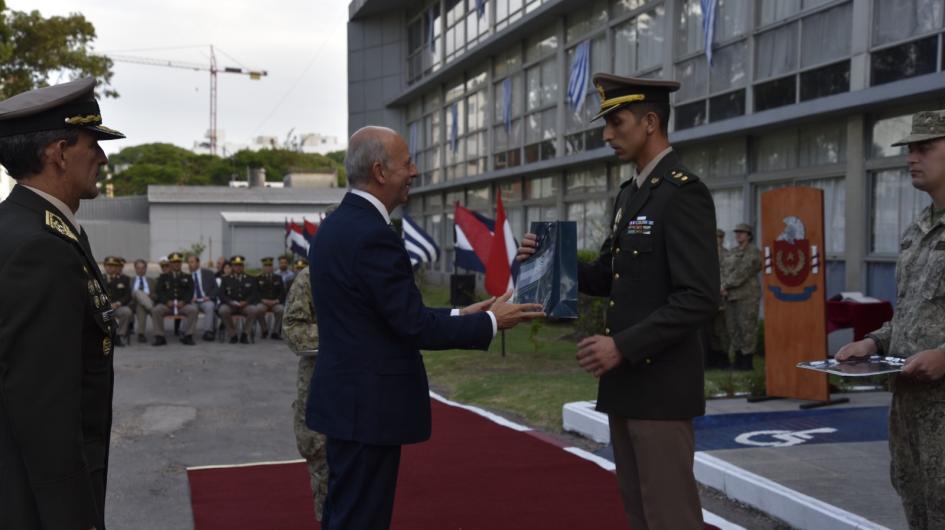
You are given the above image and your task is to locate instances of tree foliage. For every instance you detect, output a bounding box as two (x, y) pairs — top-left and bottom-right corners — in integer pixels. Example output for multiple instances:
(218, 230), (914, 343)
(0, 1), (116, 99)
(108, 143), (347, 196)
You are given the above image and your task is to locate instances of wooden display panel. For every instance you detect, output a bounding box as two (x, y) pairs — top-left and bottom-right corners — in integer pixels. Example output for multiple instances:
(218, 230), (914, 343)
(760, 187), (829, 403)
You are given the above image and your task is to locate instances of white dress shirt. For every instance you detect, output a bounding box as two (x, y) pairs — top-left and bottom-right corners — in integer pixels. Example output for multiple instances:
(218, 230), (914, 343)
(134, 275), (150, 295)
(348, 189), (497, 336)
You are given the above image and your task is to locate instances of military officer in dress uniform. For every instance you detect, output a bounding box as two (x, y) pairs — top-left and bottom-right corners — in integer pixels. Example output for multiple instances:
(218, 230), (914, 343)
(104, 256), (133, 346)
(518, 74), (718, 530)
(0, 77), (123, 530)
(253, 257), (285, 340)
(219, 255), (261, 344)
(151, 252), (198, 346)
(837, 110), (945, 529)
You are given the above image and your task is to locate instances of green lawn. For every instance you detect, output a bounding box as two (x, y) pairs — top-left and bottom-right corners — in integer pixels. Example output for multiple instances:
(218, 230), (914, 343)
(419, 284), (763, 434)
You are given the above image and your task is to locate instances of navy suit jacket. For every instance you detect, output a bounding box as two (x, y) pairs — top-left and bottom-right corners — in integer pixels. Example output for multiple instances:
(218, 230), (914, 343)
(306, 192), (493, 445)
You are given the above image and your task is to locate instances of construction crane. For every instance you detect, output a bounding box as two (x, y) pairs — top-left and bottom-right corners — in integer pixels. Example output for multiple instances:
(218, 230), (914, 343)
(107, 45), (267, 155)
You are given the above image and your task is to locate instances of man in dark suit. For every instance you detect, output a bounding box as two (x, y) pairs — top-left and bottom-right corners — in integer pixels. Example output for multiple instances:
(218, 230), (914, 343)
(0, 78), (124, 530)
(187, 254), (220, 341)
(519, 74), (719, 529)
(308, 126), (543, 530)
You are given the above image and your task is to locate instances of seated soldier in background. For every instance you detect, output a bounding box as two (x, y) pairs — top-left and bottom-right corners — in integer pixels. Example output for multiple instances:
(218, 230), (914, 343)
(254, 257), (285, 340)
(159, 256), (170, 275)
(152, 252), (198, 346)
(219, 255), (261, 344)
(104, 256), (133, 347)
(130, 258), (156, 343)
(283, 262), (327, 522)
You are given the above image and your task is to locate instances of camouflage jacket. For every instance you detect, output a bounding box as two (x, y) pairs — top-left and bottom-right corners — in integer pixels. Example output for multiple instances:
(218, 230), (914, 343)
(722, 244), (761, 301)
(283, 266), (318, 353)
(869, 205), (945, 360)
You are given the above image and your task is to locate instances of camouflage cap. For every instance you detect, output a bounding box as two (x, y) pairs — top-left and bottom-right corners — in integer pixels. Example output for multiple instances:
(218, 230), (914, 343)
(734, 223), (752, 234)
(892, 110), (945, 146)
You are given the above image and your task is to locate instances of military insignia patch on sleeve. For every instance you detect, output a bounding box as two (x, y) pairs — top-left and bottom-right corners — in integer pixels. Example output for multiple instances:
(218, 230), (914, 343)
(44, 210), (78, 242)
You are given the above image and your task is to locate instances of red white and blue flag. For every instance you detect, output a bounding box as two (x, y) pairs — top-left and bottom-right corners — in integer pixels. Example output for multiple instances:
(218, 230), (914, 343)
(453, 190), (519, 297)
(285, 218), (319, 257)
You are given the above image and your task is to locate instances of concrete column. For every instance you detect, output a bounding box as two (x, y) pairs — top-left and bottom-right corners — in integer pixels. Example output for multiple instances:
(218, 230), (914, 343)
(844, 114), (867, 291)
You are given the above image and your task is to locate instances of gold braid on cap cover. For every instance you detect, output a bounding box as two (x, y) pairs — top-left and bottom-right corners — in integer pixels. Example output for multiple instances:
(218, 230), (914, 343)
(64, 114), (102, 125)
(599, 94), (646, 112)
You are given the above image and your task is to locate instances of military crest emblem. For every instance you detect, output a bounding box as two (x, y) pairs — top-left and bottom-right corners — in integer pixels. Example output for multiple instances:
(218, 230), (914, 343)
(765, 216), (820, 302)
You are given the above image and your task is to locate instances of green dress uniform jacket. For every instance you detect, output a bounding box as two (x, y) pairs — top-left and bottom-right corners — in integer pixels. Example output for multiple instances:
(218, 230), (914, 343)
(256, 272), (285, 303)
(155, 271), (195, 305)
(105, 273), (132, 307)
(0, 185), (116, 530)
(221, 273), (260, 304)
(579, 151), (719, 420)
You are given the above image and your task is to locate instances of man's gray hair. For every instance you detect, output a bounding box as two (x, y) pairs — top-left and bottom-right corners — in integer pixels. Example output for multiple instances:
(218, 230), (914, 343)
(345, 129), (391, 188)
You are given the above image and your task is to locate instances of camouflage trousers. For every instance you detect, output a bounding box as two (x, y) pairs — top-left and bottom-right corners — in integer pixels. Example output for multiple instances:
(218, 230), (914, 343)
(725, 298), (759, 355)
(293, 355), (328, 522)
(889, 382), (945, 530)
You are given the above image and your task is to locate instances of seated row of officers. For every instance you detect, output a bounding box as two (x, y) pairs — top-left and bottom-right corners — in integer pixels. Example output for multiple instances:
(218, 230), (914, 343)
(102, 252), (307, 346)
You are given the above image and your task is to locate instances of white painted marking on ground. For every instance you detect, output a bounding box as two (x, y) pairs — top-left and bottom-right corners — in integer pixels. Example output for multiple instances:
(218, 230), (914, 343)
(187, 458), (306, 471)
(429, 391), (531, 432)
(563, 447), (616, 471)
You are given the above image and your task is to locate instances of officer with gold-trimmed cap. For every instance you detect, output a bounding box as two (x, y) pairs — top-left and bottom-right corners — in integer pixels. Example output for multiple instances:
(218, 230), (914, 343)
(0, 77), (123, 529)
(219, 255), (262, 343)
(253, 257), (286, 340)
(516, 72), (719, 529)
(104, 256), (134, 346)
(151, 251), (198, 346)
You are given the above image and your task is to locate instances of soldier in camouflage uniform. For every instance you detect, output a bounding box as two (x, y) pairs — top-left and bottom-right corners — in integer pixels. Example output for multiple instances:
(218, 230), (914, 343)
(707, 229), (730, 368)
(837, 110), (945, 530)
(721, 223), (761, 371)
(282, 265), (328, 522)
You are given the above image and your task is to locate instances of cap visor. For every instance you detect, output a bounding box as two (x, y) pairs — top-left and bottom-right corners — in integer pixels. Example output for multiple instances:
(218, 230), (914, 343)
(891, 132), (945, 147)
(86, 123), (125, 140)
(591, 104), (624, 122)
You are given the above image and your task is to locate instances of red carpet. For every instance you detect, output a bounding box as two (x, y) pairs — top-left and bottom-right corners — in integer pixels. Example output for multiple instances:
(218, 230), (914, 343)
(188, 398), (719, 529)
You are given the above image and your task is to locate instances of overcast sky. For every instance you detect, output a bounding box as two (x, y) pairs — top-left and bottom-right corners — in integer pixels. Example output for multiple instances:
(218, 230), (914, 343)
(14, 1), (350, 155)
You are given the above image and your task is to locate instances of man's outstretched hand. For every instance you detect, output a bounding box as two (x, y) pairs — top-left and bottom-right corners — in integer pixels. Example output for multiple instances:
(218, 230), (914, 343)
(490, 290), (545, 330)
(515, 233), (538, 262)
(460, 296), (496, 315)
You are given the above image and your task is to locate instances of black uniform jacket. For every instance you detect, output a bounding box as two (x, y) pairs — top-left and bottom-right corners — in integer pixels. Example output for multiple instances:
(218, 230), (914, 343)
(256, 272), (285, 302)
(105, 273), (132, 307)
(0, 185), (116, 530)
(221, 273), (259, 304)
(155, 271), (195, 305)
(579, 151), (719, 420)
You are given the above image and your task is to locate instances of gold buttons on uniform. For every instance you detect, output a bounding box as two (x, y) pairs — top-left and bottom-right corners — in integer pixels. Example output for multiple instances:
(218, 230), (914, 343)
(102, 337), (112, 356)
(605, 327), (611, 334)
(645, 358), (652, 364)
(632, 250), (639, 256)
(614, 273), (620, 279)
(609, 300), (615, 307)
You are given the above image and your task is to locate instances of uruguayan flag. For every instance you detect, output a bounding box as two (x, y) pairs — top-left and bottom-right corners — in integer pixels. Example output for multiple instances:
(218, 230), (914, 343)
(701, 0), (717, 65)
(403, 214), (440, 268)
(567, 40), (590, 112)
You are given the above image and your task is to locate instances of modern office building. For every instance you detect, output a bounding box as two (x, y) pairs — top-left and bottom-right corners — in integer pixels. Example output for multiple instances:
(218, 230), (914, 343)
(347, 0), (945, 302)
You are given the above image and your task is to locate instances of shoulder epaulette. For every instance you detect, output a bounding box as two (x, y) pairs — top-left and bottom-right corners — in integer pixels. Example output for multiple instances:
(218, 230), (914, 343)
(665, 168), (700, 187)
(44, 210), (78, 242)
